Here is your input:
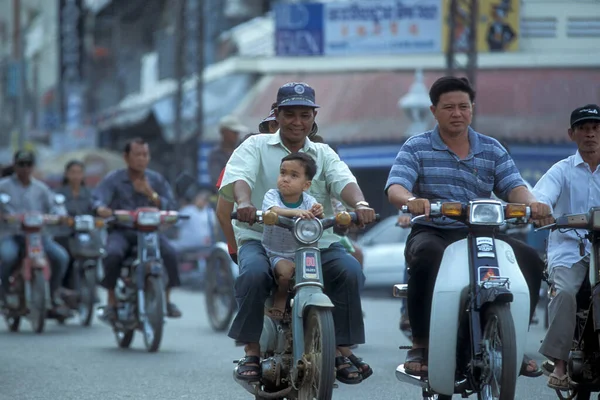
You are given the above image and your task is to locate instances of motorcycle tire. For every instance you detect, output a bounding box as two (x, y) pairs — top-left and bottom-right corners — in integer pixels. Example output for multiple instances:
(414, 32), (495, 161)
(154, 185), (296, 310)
(298, 307), (336, 400)
(477, 303), (517, 400)
(5, 315), (20, 332)
(29, 270), (47, 334)
(115, 329), (135, 348)
(142, 275), (164, 353)
(79, 267), (96, 327)
(205, 249), (236, 332)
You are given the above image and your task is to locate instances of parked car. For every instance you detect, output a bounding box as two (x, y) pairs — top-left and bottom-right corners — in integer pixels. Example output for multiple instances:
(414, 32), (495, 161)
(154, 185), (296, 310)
(358, 216), (409, 292)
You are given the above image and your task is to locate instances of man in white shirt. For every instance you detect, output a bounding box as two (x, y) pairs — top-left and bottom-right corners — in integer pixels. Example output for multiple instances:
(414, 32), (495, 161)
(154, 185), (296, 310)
(534, 104), (600, 390)
(220, 82), (376, 384)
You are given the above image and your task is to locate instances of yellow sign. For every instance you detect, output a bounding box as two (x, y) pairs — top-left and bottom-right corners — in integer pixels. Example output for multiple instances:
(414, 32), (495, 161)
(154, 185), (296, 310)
(441, 0), (520, 53)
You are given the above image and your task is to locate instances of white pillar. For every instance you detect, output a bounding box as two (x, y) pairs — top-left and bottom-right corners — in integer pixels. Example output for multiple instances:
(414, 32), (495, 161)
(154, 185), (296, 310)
(398, 69), (431, 138)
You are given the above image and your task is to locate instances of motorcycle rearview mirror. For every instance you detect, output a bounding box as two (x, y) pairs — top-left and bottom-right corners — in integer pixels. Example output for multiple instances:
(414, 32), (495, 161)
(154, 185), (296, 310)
(54, 193), (66, 205)
(0, 193), (10, 204)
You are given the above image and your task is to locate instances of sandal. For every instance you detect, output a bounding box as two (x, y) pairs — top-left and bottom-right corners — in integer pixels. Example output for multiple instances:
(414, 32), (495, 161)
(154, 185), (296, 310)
(348, 354), (373, 380)
(235, 355), (261, 382)
(335, 356), (362, 385)
(404, 348), (428, 377)
(520, 355), (543, 378)
(548, 372), (570, 390)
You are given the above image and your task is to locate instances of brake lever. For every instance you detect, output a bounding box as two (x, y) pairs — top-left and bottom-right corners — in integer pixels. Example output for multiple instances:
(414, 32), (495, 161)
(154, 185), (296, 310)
(534, 223), (557, 232)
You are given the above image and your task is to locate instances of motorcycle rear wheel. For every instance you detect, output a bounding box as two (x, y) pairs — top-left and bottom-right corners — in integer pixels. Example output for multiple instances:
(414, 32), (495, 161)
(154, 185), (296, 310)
(298, 307), (336, 400)
(205, 249), (236, 332)
(142, 275), (164, 353)
(29, 270), (47, 334)
(477, 303), (517, 400)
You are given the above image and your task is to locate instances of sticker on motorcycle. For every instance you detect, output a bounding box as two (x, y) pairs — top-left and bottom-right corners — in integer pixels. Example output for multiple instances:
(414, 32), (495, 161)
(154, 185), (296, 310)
(476, 237), (494, 252)
(303, 252), (319, 280)
(478, 266), (500, 283)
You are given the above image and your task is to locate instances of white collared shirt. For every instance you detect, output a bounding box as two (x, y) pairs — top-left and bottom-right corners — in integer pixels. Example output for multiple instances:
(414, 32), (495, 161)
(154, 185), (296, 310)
(532, 151), (600, 269)
(219, 132), (357, 248)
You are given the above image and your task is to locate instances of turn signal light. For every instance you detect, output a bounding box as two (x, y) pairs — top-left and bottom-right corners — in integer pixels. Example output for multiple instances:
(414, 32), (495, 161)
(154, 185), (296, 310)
(335, 211), (352, 227)
(66, 217), (75, 227)
(441, 202), (462, 217)
(263, 210), (278, 226)
(95, 219), (105, 228)
(505, 204), (527, 218)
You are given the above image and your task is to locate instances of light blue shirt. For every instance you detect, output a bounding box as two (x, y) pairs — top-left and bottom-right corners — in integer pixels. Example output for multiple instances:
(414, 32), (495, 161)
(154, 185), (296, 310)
(532, 151), (600, 270)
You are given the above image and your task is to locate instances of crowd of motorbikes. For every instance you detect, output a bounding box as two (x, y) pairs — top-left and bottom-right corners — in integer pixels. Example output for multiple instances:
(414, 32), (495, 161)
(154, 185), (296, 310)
(2, 188), (599, 400)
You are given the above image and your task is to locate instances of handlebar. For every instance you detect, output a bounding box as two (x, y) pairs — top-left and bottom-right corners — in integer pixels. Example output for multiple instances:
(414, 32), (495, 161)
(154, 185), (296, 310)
(230, 210), (380, 231)
(401, 201), (531, 225)
(534, 212), (589, 232)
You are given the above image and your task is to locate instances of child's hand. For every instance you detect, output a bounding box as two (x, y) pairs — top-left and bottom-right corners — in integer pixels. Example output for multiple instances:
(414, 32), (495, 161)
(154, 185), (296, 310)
(310, 203), (324, 218)
(296, 210), (315, 219)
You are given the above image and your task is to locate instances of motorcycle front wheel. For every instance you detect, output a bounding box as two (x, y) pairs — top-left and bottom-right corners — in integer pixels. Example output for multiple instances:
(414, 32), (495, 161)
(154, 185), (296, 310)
(142, 274), (164, 352)
(29, 270), (47, 334)
(204, 249), (236, 332)
(478, 303), (517, 400)
(79, 266), (96, 326)
(298, 307), (336, 400)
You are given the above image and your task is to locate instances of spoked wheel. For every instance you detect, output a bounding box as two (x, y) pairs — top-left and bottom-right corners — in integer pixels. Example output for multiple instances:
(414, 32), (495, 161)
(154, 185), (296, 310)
(297, 307), (336, 400)
(477, 304), (517, 400)
(5, 315), (21, 332)
(553, 389), (592, 400)
(79, 267), (96, 327)
(204, 249), (236, 332)
(142, 275), (165, 352)
(28, 270), (47, 334)
(115, 329), (135, 348)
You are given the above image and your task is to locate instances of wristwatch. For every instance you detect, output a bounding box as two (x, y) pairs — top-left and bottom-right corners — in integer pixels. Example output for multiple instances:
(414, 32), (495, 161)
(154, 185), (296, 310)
(355, 201), (370, 208)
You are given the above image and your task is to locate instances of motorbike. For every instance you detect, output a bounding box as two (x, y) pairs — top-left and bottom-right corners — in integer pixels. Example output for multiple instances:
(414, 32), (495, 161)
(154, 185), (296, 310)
(393, 200), (531, 399)
(536, 207), (600, 400)
(60, 214), (106, 326)
(204, 242), (238, 332)
(99, 207), (188, 352)
(0, 193), (67, 333)
(231, 210), (378, 400)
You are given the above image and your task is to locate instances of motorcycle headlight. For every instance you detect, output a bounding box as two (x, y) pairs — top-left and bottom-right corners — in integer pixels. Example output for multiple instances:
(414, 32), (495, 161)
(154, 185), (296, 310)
(74, 215), (95, 231)
(23, 213), (44, 228)
(137, 211), (161, 226)
(293, 218), (323, 244)
(469, 201), (504, 226)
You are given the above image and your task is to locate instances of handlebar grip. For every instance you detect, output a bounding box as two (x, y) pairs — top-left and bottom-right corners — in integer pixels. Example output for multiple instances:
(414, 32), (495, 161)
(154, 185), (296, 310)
(375, 213), (381, 222)
(401, 206), (409, 213)
(230, 212), (237, 220)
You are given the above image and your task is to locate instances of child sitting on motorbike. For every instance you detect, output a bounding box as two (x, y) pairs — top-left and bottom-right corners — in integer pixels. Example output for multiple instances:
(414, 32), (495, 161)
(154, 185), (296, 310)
(261, 152), (323, 318)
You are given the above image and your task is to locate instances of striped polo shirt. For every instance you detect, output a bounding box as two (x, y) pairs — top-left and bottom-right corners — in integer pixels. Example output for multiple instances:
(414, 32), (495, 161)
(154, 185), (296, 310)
(384, 126), (526, 229)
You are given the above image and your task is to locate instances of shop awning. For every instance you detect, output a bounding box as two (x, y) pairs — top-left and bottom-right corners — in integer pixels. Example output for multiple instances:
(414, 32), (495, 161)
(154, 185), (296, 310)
(234, 68), (600, 144)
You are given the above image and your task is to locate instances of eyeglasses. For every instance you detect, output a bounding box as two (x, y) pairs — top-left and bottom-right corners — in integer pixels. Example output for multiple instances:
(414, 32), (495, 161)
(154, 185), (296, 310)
(16, 162), (33, 167)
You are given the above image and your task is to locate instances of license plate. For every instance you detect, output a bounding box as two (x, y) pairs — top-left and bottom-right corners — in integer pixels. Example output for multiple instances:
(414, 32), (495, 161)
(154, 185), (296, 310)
(303, 252), (319, 280)
(478, 266), (501, 283)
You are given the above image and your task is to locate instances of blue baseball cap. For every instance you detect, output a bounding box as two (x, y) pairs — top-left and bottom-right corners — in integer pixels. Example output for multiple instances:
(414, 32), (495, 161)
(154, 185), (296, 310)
(276, 82), (320, 108)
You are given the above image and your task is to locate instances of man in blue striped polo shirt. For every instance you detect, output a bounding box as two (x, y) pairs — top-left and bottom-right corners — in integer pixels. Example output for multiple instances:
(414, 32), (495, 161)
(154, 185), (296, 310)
(385, 76), (552, 378)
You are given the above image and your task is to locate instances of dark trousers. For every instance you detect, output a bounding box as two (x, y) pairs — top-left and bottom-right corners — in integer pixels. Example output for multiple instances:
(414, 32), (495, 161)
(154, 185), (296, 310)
(405, 224), (543, 340)
(101, 230), (180, 290)
(228, 240), (365, 345)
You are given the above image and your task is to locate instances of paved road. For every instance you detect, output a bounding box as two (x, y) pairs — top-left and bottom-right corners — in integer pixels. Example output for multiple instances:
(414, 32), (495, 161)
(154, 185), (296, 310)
(1, 290), (557, 400)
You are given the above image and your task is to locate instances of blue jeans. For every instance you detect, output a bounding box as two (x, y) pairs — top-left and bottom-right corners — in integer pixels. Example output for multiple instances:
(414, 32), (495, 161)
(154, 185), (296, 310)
(0, 235), (69, 296)
(228, 240), (366, 345)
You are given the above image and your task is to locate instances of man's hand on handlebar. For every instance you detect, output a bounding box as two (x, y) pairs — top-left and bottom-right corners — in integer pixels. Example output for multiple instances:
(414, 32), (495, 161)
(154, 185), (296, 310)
(236, 202), (258, 225)
(96, 206), (113, 218)
(407, 198), (431, 217)
(355, 204), (376, 227)
(530, 202), (553, 227)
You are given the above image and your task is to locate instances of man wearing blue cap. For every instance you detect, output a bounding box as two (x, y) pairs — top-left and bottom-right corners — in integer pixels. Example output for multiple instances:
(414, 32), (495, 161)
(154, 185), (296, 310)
(219, 82), (375, 385)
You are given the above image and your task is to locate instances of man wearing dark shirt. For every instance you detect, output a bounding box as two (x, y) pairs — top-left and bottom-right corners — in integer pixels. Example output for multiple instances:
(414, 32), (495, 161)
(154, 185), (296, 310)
(92, 138), (182, 319)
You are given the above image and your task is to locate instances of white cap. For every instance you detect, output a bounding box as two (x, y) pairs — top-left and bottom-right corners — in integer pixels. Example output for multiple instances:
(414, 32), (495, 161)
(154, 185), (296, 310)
(219, 115), (249, 134)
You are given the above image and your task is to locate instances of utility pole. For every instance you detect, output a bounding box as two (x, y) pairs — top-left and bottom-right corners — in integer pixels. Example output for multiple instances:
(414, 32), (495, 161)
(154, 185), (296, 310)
(13, 0), (26, 149)
(173, 0), (186, 183)
(445, 0), (478, 126)
(195, 0), (204, 183)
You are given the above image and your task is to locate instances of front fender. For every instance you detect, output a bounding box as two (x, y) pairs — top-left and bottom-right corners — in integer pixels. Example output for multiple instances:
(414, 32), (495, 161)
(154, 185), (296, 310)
(296, 290), (334, 318)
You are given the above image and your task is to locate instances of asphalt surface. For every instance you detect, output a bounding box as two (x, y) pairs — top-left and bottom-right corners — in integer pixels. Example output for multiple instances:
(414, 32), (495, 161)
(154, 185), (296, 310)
(1, 290), (559, 400)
